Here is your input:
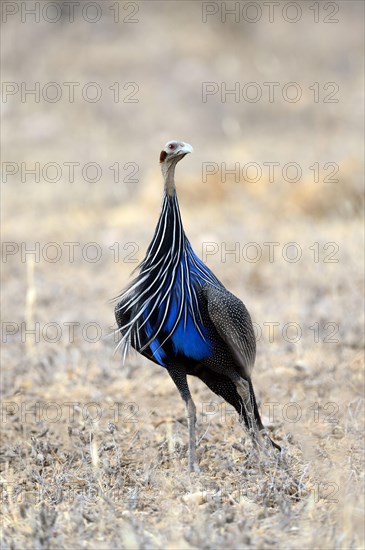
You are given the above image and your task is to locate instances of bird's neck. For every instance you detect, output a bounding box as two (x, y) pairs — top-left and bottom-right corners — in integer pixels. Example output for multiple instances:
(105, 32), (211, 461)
(162, 160), (179, 196)
(141, 180), (185, 272)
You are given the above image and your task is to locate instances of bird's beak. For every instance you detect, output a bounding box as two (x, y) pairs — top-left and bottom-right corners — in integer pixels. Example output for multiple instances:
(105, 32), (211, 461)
(180, 142), (193, 155)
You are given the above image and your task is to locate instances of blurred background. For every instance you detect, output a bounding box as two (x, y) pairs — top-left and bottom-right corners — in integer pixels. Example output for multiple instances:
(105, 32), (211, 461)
(1, 1), (364, 548)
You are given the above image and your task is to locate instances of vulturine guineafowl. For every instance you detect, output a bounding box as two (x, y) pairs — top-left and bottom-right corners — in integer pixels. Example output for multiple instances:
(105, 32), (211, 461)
(114, 140), (281, 472)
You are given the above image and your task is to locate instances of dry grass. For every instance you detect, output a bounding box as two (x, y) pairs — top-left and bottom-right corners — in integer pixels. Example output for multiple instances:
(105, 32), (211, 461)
(1, 2), (364, 549)
(2, 173), (364, 548)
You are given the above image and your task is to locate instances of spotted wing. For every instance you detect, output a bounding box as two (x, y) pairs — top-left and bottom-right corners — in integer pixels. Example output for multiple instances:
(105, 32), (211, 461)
(203, 285), (256, 378)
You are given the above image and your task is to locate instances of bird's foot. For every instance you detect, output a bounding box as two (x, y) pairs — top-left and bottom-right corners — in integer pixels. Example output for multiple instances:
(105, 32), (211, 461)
(253, 429), (282, 457)
(268, 436), (282, 453)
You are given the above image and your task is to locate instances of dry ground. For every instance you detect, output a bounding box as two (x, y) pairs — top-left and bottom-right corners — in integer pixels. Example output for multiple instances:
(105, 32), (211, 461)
(1, 2), (364, 549)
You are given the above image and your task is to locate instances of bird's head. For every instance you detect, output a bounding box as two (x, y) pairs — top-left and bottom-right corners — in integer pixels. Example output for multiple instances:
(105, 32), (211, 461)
(160, 140), (193, 165)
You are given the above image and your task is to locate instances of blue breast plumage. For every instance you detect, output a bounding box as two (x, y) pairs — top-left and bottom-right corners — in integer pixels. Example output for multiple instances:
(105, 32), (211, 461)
(115, 193), (221, 367)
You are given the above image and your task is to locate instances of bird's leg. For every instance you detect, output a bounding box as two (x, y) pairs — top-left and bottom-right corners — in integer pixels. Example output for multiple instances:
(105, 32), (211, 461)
(221, 370), (266, 450)
(203, 365), (259, 442)
(235, 378), (260, 438)
(237, 376), (281, 453)
(248, 379), (281, 452)
(186, 395), (200, 473)
(168, 368), (200, 473)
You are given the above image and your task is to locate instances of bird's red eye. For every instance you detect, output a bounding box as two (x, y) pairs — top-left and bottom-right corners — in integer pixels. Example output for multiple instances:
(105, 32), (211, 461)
(168, 144), (175, 150)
